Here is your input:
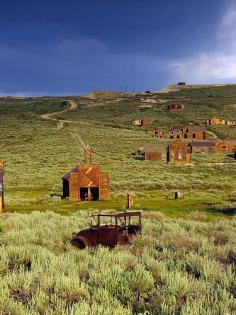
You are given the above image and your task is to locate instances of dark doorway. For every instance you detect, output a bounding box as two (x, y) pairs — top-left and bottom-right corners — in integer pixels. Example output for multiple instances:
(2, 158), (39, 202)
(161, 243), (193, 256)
(91, 187), (99, 201)
(63, 179), (69, 198)
(80, 188), (88, 201)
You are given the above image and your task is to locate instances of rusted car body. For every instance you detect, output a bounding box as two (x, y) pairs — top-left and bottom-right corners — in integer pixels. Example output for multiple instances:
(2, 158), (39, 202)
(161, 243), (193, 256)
(71, 211), (142, 249)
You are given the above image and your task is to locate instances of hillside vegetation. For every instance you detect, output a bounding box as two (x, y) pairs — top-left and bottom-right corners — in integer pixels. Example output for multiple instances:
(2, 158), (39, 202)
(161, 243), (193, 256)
(0, 86), (236, 314)
(0, 211), (235, 314)
(0, 85), (236, 216)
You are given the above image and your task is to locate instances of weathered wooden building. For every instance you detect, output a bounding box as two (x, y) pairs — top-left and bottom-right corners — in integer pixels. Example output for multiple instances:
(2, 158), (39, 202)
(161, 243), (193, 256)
(137, 140), (191, 163)
(147, 125), (206, 140)
(142, 147), (167, 161)
(0, 160), (4, 213)
(62, 164), (109, 201)
(207, 117), (236, 126)
(167, 140), (191, 163)
(215, 140), (236, 153)
(181, 126), (207, 140)
(132, 119), (153, 126)
(167, 103), (185, 111)
(146, 130), (170, 138)
(188, 140), (216, 153)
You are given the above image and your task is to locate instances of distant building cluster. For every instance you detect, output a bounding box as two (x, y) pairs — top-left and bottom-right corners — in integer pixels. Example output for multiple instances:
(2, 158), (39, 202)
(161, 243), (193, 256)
(147, 125), (206, 140)
(207, 117), (236, 126)
(137, 140), (191, 163)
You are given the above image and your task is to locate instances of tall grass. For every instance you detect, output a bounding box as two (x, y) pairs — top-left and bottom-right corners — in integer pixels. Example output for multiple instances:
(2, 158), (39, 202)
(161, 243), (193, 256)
(0, 211), (235, 314)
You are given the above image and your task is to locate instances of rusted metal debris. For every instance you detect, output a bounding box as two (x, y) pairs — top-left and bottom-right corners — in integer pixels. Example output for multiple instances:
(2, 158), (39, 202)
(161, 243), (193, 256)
(71, 210), (142, 249)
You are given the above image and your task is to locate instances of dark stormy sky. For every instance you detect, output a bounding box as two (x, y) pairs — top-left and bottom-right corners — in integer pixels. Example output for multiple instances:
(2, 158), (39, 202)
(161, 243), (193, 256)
(0, 0), (235, 95)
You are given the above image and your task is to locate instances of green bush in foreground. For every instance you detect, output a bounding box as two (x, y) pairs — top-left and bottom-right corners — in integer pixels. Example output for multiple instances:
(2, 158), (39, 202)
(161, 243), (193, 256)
(0, 211), (235, 314)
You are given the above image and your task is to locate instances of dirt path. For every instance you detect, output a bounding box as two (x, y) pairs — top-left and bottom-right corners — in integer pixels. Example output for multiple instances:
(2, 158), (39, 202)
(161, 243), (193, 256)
(206, 130), (220, 140)
(40, 99), (93, 127)
(68, 131), (86, 150)
(41, 100), (78, 120)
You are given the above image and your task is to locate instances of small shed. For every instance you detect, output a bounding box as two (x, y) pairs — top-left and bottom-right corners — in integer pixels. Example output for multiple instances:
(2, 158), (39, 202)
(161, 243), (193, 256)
(132, 119), (153, 126)
(167, 140), (191, 163)
(167, 103), (184, 111)
(142, 119), (153, 126)
(215, 140), (236, 153)
(62, 164), (109, 201)
(144, 147), (167, 161)
(189, 140), (216, 153)
(0, 160), (4, 213)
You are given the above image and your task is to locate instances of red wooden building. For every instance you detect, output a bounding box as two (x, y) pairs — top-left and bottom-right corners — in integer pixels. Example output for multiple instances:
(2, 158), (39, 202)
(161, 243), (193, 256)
(62, 163), (109, 201)
(167, 140), (191, 163)
(188, 140), (216, 153)
(62, 148), (109, 201)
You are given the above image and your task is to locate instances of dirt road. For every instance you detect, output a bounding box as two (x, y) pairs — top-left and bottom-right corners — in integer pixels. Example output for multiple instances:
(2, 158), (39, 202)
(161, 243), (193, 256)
(41, 100), (77, 120)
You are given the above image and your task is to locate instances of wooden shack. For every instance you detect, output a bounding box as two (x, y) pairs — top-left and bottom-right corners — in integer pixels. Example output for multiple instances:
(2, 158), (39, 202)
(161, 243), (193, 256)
(62, 164), (109, 201)
(142, 119), (153, 126)
(132, 119), (153, 126)
(207, 117), (236, 126)
(0, 160), (4, 213)
(215, 140), (236, 153)
(167, 103), (184, 111)
(146, 130), (170, 138)
(189, 140), (216, 153)
(143, 147), (167, 161)
(167, 140), (191, 163)
(182, 126), (206, 140)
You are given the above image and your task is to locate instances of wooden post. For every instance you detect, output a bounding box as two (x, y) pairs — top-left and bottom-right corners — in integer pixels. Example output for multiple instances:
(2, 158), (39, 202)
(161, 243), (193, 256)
(0, 160), (4, 213)
(127, 194), (134, 209)
(88, 187), (92, 201)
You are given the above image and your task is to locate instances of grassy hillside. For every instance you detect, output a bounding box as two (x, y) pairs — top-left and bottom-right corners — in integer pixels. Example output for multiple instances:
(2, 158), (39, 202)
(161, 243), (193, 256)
(0, 211), (235, 314)
(0, 87), (236, 314)
(0, 85), (236, 216)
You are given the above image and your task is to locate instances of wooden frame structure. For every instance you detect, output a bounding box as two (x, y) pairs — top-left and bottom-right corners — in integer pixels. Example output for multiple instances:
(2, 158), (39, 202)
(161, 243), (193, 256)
(62, 163), (109, 201)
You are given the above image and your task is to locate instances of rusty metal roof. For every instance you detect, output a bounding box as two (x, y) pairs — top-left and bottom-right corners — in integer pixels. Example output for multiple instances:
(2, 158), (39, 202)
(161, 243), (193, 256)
(62, 166), (78, 180)
(190, 141), (216, 147)
(186, 126), (207, 132)
(217, 140), (236, 145)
